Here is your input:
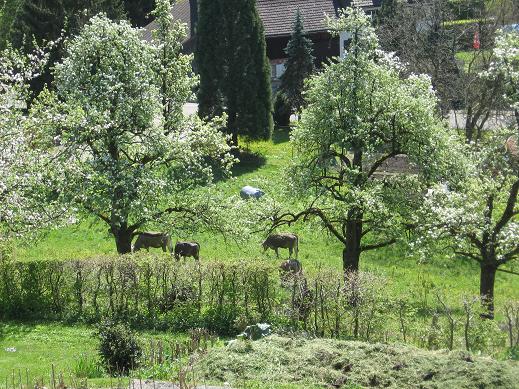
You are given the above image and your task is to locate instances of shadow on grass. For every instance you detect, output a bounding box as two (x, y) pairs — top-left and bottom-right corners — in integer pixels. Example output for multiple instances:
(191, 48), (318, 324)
(232, 149), (267, 177)
(0, 321), (36, 341)
(273, 126), (292, 144)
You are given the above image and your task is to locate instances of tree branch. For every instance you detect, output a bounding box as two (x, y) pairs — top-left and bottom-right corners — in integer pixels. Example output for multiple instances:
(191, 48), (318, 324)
(271, 207), (347, 245)
(129, 206), (196, 231)
(361, 238), (397, 252)
(454, 251), (482, 263)
(493, 179), (519, 237)
(367, 150), (401, 178)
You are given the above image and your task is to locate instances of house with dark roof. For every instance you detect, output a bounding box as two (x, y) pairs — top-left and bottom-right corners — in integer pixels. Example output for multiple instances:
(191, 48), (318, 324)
(144, 0), (383, 88)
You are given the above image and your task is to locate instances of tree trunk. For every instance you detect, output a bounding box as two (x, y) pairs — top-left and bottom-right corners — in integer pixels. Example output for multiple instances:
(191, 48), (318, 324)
(479, 262), (497, 319)
(343, 219), (362, 272)
(114, 228), (133, 254)
(228, 109), (238, 148)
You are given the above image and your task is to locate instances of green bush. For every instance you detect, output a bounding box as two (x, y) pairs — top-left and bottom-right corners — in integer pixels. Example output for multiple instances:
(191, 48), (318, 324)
(273, 92), (291, 127)
(97, 320), (142, 375)
(73, 353), (104, 378)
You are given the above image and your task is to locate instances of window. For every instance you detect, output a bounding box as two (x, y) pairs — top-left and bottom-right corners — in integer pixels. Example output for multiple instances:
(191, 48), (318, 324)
(339, 31), (352, 58)
(275, 63), (286, 78)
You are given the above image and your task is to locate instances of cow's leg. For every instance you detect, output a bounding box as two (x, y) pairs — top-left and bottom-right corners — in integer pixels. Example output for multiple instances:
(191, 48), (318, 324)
(289, 247), (293, 259)
(275, 248), (279, 258)
(162, 245), (167, 253)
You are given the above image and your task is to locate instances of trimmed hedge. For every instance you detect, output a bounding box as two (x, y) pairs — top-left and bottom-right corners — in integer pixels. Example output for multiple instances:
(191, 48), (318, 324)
(0, 255), (513, 354)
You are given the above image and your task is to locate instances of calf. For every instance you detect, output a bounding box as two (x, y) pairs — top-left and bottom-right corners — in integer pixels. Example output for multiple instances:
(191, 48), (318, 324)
(279, 259), (302, 275)
(174, 241), (200, 261)
(262, 233), (299, 259)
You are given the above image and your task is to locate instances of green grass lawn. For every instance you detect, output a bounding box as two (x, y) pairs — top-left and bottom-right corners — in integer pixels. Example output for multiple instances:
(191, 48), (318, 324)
(0, 322), (101, 386)
(0, 322), (198, 387)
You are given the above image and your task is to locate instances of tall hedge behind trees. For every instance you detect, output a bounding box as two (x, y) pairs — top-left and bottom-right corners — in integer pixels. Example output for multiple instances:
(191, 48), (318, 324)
(197, 0), (273, 146)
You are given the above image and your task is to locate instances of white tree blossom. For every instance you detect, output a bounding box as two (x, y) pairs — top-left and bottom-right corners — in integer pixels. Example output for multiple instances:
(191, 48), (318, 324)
(0, 45), (68, 245)
(416, 131), (519, 318)
(30, 8), (234, 254)
(271, 8), (462, 272)
(485, 28), (519, 126)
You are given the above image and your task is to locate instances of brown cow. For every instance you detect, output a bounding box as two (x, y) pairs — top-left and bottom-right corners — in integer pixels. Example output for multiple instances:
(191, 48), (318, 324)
(262, 233), (299, 259)
(174, 241), (200, 261)
(279, 259), (302, 275)
(133, 232), (173, 253)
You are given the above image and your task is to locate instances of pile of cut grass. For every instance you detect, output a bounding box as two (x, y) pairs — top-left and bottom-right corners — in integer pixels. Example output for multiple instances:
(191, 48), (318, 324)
(196, 335), (519, 388)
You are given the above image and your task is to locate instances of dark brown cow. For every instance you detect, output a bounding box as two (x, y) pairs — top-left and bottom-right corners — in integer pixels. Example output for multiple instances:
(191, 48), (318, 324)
(174, 241), (200, 261)
(262, 233), (299, 259)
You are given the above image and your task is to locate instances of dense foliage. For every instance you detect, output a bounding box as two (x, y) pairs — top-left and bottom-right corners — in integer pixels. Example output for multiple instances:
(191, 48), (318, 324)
(197, 0), (273, 146)
(0, 256), (514, 354)
(97, 320), (142, 374)
(487, 28), (519, 126)
(415, 29), (519, 318)
(6, 0), (127, 98)
(196, 0), (225, 120)
(30, 7), (233, 254)
(273, 8), (462, 272)
(0, 45), (67, 244)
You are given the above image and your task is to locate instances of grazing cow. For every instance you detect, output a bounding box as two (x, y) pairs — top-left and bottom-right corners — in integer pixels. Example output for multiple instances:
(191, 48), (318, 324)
(279, 259), (302, 275)
(262, 233), (299, 259)
(133, 232), (173, 253)
(174, 241), (200, 261)
(240, 185), (265, 200)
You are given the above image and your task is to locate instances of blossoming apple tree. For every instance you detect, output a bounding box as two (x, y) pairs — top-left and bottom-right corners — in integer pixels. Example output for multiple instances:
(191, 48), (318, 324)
(416, 28), (519, 319)
(0, 44), (67, 245)
(270, 8), (461, 272)
(32, 2), (233, 254)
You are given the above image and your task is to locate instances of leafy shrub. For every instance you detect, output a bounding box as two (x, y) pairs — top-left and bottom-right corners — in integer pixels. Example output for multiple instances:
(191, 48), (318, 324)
(73, 354), (104, 378)
(161, 304), (202, 332)
(97, 320), (142, 375)
(506, 346), (519, 361)
(273, 92), (291, 127)
(204, 305), (241, 336)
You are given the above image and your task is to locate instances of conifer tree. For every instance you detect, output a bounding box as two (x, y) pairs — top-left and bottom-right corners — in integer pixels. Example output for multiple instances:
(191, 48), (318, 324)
(279, 9), (315, 113)
(8, 0), (126, 97)
(196, 0), (225, 120)
(197, 0), (273, 146)
(124, 0), (156, 27)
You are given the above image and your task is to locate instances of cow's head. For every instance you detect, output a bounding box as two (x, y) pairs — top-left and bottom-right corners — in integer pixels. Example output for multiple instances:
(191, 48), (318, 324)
(261, 240), (268, 252)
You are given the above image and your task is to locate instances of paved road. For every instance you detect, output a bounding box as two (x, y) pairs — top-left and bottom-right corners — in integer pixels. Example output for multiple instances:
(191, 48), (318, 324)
(447, 110), (514, 130)
(183, 102), (198, 116)
(131, 379), (229, 389)
(184, 104), (515, 131)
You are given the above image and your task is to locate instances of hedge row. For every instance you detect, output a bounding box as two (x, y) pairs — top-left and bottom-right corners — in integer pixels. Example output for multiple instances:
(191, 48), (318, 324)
(0, 255), (515, 353)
